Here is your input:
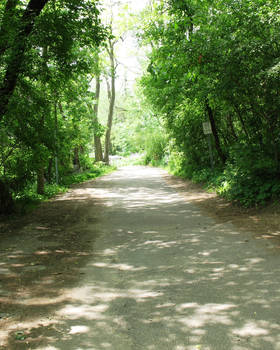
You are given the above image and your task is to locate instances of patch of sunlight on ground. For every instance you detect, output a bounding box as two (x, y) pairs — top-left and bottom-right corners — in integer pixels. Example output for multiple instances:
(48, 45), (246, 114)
(69, 325), (90, 334)
(233, 321), (271, 336)
(57, 304), (108, 320)
(92, 262), (146, 271)
(176, 303), (236, 328)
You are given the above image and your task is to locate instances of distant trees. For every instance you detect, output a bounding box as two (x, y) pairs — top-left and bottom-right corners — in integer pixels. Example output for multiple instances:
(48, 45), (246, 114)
(89, 0), (131, 165)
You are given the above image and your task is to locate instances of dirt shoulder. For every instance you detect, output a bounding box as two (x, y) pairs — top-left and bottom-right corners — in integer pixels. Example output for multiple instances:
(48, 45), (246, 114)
(1, 173), (280, 247)
(163, 173), (280, 248)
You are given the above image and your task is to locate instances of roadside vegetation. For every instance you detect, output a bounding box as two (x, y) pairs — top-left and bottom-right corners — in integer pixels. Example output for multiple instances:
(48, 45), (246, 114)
(137, 0), (280, 207)
(1, 0), (279, 214)
(13, 163), (115, 215)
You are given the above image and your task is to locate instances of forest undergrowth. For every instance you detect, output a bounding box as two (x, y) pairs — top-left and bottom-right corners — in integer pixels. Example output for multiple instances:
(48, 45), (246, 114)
(7, 163), (115, 217)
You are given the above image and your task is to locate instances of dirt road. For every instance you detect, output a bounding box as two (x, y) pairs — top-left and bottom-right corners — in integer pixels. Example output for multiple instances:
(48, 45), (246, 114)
(1, 166), (280, 349)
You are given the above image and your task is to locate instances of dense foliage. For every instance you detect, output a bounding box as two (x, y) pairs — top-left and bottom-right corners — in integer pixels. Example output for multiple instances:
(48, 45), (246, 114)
(139, 0), (280, 206)
(1, 0), (279, 214)
(0, 0), (108, 214)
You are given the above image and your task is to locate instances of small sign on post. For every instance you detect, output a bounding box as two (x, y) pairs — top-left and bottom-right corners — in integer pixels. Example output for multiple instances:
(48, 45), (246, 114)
(202, 122), (214, 169)
(203, 122), (212, 135)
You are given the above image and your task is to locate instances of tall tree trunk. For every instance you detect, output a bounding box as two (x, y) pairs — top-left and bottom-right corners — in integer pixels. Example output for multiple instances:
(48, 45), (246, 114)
(93, 73), (103, 162)
(233, 103), (250, 142)
(0, 179), (14, 215)
(206, 100), (226, 165)
(226, 114), (238, 142)
(73, 147), (80, 170)
(37, 167), (45, 195)
(266, 113), (280, 171)
(104, 39), (116, 165)
(47, 158), (52, 183)
(54, 99), (59, 183)
(0, 0), (50, 120)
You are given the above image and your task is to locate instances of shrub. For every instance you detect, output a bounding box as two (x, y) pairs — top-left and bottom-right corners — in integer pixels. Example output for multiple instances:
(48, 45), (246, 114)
(144, 131), (168, 166)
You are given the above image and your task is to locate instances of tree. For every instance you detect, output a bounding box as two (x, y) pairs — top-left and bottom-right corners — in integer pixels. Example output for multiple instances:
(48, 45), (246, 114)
(89, 53), (104, 162)
(91, 0), (133, 165)
(139, 0), (280, 205)
(104, 36), (117, 164)
(0, 0), (107, 213)
(0, 0), (50, 120)
(93, 71), (104, 162)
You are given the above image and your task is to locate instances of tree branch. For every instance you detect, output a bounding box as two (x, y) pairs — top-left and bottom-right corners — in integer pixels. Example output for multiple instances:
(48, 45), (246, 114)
(0, 0), (19, 57)
(0, 0), (50, 121)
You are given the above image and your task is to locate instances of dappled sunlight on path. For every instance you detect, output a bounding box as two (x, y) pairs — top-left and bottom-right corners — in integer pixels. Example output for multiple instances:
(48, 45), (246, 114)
(1, 166), (280, 349)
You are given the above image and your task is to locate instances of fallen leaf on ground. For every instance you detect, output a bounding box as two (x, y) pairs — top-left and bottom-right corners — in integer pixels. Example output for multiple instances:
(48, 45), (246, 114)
(14, 331), (26, 340)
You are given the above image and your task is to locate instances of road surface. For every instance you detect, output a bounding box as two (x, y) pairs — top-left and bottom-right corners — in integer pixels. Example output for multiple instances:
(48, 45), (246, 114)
(1, 166), (280, 349)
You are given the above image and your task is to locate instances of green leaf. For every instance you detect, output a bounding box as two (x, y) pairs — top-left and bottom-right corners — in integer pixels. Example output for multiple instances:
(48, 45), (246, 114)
(14, 331), (26, 341)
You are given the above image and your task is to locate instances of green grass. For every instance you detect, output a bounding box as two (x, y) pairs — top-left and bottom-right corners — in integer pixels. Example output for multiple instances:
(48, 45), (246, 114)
(13, 164), (116, 214)
(61, 164), (115, 186)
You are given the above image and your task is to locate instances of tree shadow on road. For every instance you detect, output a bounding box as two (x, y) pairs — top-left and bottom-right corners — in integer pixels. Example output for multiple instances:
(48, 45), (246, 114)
(1, 167), (280, 349)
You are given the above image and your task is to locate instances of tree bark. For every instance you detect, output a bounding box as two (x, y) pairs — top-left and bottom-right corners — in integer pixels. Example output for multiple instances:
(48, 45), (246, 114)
(0, 179), (14, 215)
(73, 147), (81, 170)
(104, 39), (116, 165)
(93, 73), (104, 162)
(206, 100), (226, 165)
(54, 99), (59, 184)
(233, 103), (250, 142)
(47, 158), (53, 183)
(0, 0), (50, 120)
(226, 114), (238, 142)
(37, 167), (45, 195)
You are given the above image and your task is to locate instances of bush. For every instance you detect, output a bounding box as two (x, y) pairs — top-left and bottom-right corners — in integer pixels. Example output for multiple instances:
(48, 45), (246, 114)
(12, 164), (115, 214)
(13, 183), (67, 214)
(200, 145), (280, 207)
(61, 163), (115, 186)
(213, 145), (280, 206)
(168, 151), (186, 175)
(144, 131), (168, 166)
(169, 143), (280, 207)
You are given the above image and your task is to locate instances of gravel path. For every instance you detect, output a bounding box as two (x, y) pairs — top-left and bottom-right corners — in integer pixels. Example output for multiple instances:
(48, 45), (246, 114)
(1, 166), (280, 349)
